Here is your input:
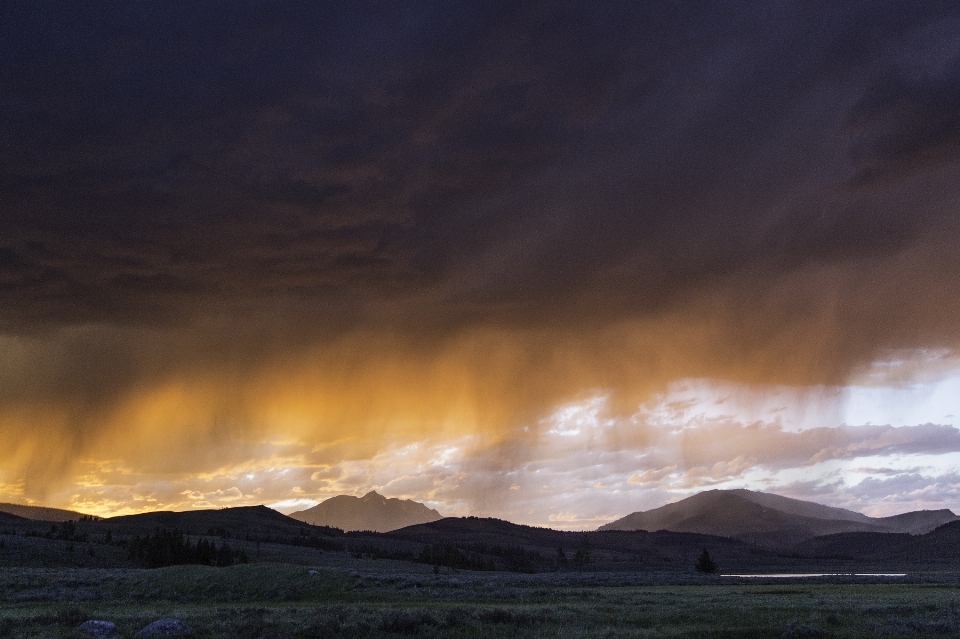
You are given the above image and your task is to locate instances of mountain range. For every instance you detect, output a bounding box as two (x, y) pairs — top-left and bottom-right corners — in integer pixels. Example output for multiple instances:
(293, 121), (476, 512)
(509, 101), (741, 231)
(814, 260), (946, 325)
(3, 488), (960, 572)
(599, 489), (958, 548)
(289, 490), (442, 532)
(4, 488), (957, 555)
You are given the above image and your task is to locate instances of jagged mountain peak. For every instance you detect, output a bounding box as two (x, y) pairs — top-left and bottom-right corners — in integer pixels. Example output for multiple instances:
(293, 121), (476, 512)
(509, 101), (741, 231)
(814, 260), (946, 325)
(289, 491), (442, 533)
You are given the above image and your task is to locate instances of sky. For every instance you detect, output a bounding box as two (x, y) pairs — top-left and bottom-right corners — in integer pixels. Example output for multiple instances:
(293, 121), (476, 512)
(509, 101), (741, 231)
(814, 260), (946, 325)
(2, 1), (960, 528)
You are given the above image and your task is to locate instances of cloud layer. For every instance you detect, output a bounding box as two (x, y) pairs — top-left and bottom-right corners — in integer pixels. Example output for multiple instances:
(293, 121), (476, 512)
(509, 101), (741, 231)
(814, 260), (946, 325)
(13, 388), (959, 526)
(2, 1), (960, 513)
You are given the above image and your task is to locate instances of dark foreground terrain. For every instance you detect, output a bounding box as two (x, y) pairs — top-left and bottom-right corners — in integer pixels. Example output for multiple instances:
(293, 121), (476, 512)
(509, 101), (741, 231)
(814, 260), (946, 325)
(4, 506), (960, 637)
(2, 563), (960, 638)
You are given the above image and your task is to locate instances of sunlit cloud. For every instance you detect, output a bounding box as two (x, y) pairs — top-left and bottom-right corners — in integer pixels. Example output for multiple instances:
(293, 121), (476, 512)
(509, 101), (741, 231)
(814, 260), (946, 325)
(628, 466), (678, 485)
(4, 363), (960, 526)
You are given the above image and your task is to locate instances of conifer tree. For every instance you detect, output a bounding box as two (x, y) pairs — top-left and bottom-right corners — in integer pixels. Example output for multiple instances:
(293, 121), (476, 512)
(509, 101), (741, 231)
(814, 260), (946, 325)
(573, 534), (591, 569)
(694, 548), (718, 574)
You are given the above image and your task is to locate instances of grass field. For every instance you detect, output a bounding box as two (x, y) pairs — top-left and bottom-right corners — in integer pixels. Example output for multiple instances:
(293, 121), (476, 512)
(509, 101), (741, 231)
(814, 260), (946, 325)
(2, 563), (960, 638)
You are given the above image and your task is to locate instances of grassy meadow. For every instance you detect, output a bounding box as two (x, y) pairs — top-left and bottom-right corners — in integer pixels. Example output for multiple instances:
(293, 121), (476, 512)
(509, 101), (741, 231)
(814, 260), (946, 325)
(2, 562), (960, 638)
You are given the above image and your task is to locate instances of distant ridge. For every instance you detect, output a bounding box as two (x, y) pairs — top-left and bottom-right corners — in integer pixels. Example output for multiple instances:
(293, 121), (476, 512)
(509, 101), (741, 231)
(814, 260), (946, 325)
(796, 520), (960, 564)
(102, 504), (317, 537)
(598, 489), (958, 548)
(290, 491), (442, 533)
(873, 509), (959, 535)
(0, 510), (29, 524)
(0, 503), (89, 522)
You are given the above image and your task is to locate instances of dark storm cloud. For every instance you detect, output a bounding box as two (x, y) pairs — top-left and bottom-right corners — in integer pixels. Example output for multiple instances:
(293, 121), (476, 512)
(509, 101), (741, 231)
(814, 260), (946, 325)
(843, 10), (960, 187)
(0, 0), (627, 327)
(2, 0), (958, 331)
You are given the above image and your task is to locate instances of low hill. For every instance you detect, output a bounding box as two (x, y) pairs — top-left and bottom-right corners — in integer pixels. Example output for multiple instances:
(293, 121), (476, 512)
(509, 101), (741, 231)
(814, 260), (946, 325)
(598, 490), (957, 548)
(884, 520), (960, 564)
(102, 505), (332, 538)
(795, 520), (960, 567)
(0, 511), (29, 525)
(795, 531), (915, 560)
(0, 503), (89, 522)
(385, 515), (794, 572)
(0, 505), (348, 570)
(389, 516), (569, 548)
(290, 491), (442, 533)
(874, 509), (958, 535)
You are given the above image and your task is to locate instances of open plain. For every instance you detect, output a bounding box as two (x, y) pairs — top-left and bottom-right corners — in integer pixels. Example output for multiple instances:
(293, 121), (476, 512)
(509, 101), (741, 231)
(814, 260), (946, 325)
(3, 563), (960, 638)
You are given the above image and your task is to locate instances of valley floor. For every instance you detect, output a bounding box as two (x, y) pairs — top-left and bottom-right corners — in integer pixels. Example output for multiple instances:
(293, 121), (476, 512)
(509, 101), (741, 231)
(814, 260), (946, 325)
(2, 564), (960, 638)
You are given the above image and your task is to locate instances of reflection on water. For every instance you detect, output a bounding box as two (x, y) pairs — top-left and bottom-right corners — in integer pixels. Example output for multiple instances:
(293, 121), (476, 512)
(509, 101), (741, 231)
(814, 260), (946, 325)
(722, 573), (907, 578)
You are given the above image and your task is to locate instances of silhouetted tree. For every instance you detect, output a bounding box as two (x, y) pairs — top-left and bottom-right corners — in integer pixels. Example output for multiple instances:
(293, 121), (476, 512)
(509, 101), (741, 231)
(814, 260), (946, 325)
(695, 548), (718, 574)
(573, 534), (591, 569)
(556, 547), (567, 571)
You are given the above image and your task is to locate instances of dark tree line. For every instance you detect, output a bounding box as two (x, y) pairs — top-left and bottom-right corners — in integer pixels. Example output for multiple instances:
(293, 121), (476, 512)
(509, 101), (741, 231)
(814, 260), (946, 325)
(418, 544), (498, 571)
(417, 542), (556, 572)
(23, 521), (89, 542)
(341, 540), (549, 572)
(128, 529), (249, 568)
(240, 531), (344, 552)
(473, 543), (545, 573)
(555, 535), (592, 571)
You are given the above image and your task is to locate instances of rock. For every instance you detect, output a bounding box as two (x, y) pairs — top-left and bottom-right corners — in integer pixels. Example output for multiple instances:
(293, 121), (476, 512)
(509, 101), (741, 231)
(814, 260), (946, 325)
(307, 569), (319, 575)
(135, 618), (194, 636)
(78, 620), (118, 637)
